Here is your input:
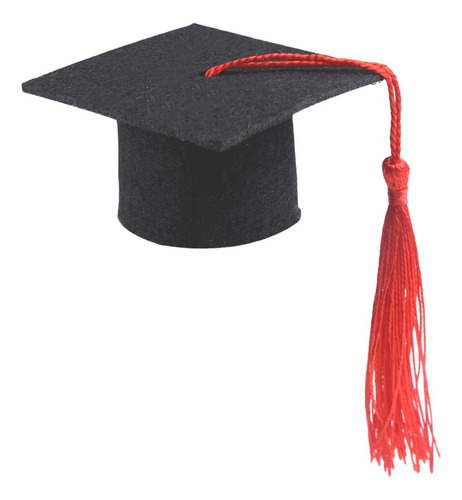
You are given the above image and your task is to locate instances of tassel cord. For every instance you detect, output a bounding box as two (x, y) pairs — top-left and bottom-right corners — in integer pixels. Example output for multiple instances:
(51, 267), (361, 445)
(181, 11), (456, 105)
(205, 53), (402, 158)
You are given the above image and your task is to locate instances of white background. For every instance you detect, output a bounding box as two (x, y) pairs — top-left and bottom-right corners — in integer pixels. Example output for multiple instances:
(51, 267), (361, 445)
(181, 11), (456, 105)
(1, 1), (461, 498)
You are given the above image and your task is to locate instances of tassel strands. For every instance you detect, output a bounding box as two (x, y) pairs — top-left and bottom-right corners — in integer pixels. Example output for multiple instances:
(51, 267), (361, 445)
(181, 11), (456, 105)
(367, 156), (438, 474)
(206, 53), (438, 473)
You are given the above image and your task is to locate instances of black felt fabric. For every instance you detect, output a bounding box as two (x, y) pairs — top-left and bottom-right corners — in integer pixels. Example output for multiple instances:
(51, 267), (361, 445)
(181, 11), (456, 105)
(22, 24), (382, 152)
(118, 119), (300, 248)
(22, 24), (383, 247)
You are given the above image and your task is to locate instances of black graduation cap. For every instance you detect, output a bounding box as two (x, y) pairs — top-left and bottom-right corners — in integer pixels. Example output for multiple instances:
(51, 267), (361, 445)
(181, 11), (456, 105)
(22, 23), (381, 248)
(23, 24), (439, 474)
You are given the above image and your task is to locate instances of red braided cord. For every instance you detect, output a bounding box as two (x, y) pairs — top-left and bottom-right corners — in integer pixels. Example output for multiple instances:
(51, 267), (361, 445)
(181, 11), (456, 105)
(205, 53), (401, 159)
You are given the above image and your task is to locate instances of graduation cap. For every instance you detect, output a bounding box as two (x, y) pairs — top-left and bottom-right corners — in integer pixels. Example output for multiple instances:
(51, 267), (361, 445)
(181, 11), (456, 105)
(22, 24), (438, 473)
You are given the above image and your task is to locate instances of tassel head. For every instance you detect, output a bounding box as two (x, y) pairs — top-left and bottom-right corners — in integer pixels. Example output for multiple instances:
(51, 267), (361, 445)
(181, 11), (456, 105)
(383, 156), (409, 191)
(383, 157), (410, 207)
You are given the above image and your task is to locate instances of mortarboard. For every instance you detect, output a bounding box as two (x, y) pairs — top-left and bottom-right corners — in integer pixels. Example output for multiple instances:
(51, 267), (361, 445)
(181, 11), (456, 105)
(22, 24), (382, 248)
(22, 23), (438, 473)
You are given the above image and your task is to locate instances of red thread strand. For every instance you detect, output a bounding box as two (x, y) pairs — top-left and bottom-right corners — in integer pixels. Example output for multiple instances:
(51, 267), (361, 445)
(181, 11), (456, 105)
(205, 53), (438, 474)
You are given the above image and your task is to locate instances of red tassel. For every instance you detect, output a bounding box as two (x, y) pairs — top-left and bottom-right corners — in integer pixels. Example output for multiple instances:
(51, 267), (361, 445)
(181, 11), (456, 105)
(366, 157), (438, 474)
(205, 53), (438, 473)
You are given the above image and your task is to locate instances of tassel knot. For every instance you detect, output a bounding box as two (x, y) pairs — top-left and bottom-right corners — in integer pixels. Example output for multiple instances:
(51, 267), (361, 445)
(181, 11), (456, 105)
(382, 156), (410, 191)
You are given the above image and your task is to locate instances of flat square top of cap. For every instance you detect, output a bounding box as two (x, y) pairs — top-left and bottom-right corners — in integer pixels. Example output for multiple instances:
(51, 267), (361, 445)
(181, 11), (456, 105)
(23, 24), (381, 151)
